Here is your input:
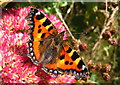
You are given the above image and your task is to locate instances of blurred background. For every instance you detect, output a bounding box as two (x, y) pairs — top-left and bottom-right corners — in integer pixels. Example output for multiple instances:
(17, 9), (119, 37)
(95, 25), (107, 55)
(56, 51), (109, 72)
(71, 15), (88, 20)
(1, 1), (120, 84)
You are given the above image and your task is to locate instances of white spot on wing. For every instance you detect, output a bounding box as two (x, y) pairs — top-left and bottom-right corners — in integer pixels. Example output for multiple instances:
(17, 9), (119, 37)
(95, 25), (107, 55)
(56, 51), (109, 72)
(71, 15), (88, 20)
(29, 47), (33, 51)
(29, 14), (32, 17)
(70, 70), (73, 73)
(43, 67), (48, 71)
(30, 25), (33, 28)
(73, 71), (76, 74)
(35, 12), (41, 15)
(30, 52), (34, 56)
(82, 65), (86, 70)
(76, 73), (79, 75)
(29, 18), (32, 20)
(49, 69), (53, 72)
(32, 56), (36, 60)
(29, 43), (32, 46)
(35, 60), (39, 63)
(54, 70), (58, 74)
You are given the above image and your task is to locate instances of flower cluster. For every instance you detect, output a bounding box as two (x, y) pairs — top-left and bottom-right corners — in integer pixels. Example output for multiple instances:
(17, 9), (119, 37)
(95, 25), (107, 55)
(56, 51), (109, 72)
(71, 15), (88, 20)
(49, 75), (76, 83)
(0, 7), (31, 31)
(0, 30), (41, 83)
(0, 6), (74, 83)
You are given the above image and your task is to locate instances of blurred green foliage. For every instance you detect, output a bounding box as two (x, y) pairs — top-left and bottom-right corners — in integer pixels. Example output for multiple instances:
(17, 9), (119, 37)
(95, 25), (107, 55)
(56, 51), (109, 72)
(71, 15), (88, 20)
(5, 2), (120, 84)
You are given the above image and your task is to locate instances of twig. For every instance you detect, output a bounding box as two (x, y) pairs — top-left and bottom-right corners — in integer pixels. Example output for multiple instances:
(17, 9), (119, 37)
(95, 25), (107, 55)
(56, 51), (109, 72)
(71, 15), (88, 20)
(105, 0), (108, 12)
(64, 2), (74, 20)
(55, 8), (77, 41)
(80, 26), (94, 38)
(91, 6), (119, 54)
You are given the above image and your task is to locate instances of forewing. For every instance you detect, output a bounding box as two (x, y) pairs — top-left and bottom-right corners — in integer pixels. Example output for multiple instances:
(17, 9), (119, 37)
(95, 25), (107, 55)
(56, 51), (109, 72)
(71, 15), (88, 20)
(26, 8), (57, 65)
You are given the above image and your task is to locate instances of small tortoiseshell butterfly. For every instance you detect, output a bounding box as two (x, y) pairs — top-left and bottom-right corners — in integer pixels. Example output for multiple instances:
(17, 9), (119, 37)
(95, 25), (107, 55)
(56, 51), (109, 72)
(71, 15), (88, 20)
(26, 8), (88, 79)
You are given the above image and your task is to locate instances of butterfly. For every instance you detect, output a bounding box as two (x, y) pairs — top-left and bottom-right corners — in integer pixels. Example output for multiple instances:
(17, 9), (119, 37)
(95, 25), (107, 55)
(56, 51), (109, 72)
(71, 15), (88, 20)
(26, 8), (89, 79)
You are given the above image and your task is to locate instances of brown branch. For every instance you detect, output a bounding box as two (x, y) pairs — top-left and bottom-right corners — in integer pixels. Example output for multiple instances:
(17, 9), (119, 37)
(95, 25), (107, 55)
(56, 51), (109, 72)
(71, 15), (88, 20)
(90, 6), (119, 56)
(105, 0), (108, 12)
(55, 7), (79, 42)
(64, 2), (74, 20)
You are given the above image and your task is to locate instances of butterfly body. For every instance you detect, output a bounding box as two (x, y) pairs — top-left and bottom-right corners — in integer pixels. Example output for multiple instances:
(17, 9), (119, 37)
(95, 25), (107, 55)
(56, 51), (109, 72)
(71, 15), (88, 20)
(26, 8), (88, 79)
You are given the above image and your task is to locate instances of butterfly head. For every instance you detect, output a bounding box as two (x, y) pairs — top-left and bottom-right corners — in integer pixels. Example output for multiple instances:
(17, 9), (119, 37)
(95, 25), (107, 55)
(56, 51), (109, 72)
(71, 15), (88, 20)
(59, 31), (65, 39)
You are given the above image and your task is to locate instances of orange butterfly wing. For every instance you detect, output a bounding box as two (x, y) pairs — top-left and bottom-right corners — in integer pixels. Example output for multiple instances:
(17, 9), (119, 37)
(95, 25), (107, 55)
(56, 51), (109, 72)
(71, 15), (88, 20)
(58, 45), (88, 78)
(26, 8), (57, 65)
(27, 8), (88, 79)
(43, 45), (88, 79)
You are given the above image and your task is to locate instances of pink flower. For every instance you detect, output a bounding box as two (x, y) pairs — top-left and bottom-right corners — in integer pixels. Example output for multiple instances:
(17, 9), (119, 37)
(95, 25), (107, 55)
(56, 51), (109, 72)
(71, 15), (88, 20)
(0, 6), (32, 31)
(0, 6), (67, 40)
(48, 15), (67, 40)
(0, 6), (72, 83)
(49, 75), (76, 83)
(0, 29), (41, 83)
